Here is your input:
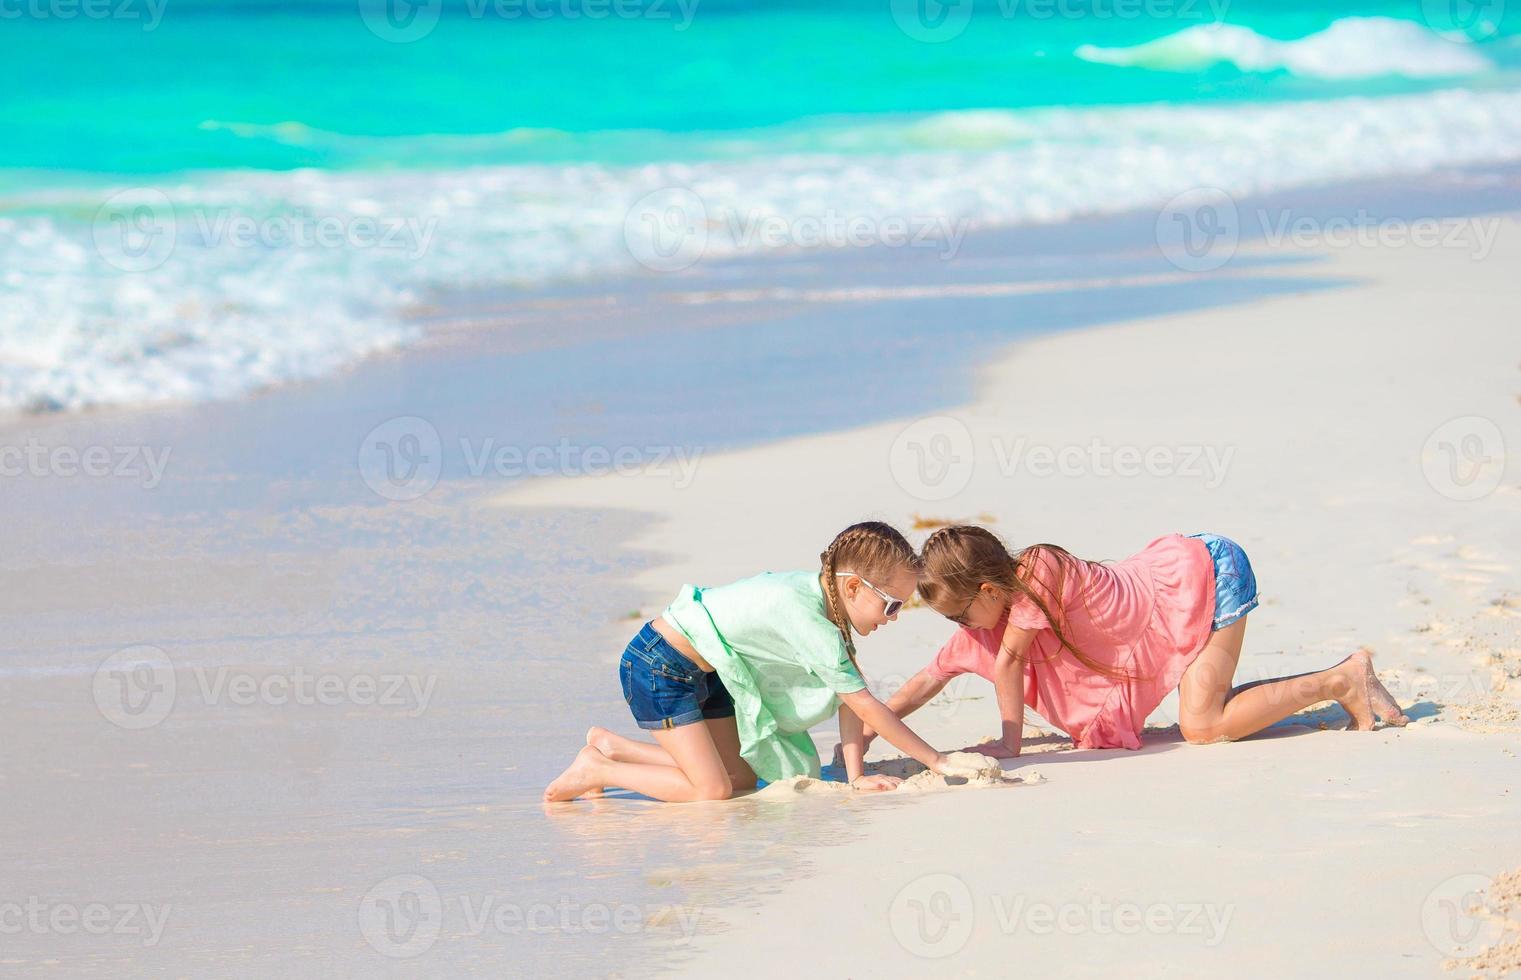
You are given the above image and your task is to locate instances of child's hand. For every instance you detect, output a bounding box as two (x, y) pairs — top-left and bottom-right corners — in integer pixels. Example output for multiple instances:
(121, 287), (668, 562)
(849, 774), (901, 792)
(962, 739), (1020, 759)
(933, 752), (999, 778)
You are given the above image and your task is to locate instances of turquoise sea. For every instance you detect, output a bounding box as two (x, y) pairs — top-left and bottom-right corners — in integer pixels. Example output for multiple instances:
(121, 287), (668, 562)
(2, 0), (1518, 410)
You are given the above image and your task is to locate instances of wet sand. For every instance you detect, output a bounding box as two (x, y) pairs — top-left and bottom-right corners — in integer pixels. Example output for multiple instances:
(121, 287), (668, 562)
(4, 174), (1519, 975)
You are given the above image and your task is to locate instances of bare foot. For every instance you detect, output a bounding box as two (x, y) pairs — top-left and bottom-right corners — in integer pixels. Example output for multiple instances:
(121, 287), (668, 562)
(1356, 650), (1410, 727)
(1335, 651), (1377, 731)
(586, 726), (619, 759)
(544, 745), (608, 802)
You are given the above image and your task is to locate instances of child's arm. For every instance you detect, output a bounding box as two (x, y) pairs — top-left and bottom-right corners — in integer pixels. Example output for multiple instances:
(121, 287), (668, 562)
(839, 688), (952, 775)
(859, 669), (949, 746)
(969, 623), (1035, 758)
(837, 703), (900, 791)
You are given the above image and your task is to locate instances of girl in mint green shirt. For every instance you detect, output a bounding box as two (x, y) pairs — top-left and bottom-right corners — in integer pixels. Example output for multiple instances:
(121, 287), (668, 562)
(545, 521), (964, 802)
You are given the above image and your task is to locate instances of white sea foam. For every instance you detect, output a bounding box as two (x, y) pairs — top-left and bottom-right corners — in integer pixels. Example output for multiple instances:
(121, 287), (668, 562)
(4, 86), (1521, 414)
(1075, 17), (1494, 79)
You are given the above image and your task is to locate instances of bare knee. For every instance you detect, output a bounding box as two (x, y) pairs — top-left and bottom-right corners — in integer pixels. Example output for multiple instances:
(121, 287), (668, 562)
(1180, 721), (1227, 745)
(690, 774), (733, 801)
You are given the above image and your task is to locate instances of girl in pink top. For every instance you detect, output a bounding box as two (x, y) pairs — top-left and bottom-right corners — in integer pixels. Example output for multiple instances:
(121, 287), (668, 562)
(870, 526), (1408, 756)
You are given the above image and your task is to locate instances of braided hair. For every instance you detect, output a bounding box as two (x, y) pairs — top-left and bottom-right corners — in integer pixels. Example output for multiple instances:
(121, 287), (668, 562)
(819, 521), (919, 665)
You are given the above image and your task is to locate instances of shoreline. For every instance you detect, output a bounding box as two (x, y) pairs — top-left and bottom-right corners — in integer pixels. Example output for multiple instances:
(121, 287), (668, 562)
(494, 207), (1521, 973)
(3, 176), (1518, 974)
(6, 159), (1521, 438)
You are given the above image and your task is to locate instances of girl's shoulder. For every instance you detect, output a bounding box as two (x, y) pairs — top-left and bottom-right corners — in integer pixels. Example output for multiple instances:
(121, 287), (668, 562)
(1014, 544), (1087, 603)
(708, 570), (829, 621)
(722, 569), (818, 598)
(709, 568), (812, 592)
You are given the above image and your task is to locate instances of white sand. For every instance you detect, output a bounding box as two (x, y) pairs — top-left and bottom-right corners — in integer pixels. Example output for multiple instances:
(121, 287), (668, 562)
(752, 752), (1032, 800)
(497, 217), (1521, 974)
(3, 205), (1516, 976)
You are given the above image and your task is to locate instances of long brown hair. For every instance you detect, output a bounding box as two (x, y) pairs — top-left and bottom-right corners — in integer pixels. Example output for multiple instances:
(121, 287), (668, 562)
(819, 521), (919, 665)
(918, 525), (1131, 681)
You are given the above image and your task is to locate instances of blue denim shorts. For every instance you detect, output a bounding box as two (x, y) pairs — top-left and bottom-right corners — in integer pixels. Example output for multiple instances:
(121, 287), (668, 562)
(619, 622), (735, 730)
(1188, 532), (1260, 631)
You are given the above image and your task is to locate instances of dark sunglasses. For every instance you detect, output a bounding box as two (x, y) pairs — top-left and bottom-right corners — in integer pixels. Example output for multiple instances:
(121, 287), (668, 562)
(949, 591), (980, 626)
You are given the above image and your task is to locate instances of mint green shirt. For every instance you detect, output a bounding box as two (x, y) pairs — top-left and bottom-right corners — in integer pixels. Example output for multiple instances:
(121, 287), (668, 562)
(662, 570), (867, 783)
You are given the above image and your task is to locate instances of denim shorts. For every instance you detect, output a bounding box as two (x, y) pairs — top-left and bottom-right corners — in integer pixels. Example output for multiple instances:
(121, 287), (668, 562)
(1188, 532), (1260, 631)
(619, 622), (735, 730)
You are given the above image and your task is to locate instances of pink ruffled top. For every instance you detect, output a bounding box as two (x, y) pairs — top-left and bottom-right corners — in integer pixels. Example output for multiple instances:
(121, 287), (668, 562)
(924, 533), (1217, 749)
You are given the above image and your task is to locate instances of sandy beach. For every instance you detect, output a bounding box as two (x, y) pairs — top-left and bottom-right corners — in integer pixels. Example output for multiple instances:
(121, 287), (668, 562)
(3, 176), (1519, 977)
(494, 201), (1521, 973)
(9, 0), (1521, 973)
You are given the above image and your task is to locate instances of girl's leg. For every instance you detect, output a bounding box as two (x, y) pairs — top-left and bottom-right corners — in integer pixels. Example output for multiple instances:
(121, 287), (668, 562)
(702, 716), (758, 790)
(586, 718), (757, 789)
(1176, 617), (1408, 744)
(544, 721), (741, 803)
(586, 727), (675, 767)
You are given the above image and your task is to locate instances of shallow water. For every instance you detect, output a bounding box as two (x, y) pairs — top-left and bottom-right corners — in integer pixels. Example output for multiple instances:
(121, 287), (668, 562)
(4, 1), (1519, 411)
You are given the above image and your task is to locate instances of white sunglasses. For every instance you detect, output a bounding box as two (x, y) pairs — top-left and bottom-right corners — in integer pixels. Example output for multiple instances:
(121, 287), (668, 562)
(835, 572), (907, 617)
